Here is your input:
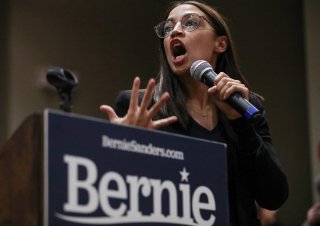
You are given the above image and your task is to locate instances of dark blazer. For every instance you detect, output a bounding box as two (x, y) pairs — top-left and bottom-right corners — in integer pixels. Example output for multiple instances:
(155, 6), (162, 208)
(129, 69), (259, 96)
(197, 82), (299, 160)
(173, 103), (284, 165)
(114, 90), (289, 226)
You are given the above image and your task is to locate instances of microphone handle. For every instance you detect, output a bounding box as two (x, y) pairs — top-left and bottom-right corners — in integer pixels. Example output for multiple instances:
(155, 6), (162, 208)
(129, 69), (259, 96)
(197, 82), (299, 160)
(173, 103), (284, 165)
(199, 71), (261, 121)
(227, 92), (261, 121)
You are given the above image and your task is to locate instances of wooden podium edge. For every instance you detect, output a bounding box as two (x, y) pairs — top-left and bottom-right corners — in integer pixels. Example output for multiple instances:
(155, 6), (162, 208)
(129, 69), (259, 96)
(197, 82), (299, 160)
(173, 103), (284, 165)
(0, 112), (43, 226)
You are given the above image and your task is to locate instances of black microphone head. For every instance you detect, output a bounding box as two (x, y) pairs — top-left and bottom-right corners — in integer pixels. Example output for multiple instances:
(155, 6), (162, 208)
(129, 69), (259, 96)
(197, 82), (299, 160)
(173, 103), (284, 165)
(190, 60), (212, 81)
(47, 67), (78, 91)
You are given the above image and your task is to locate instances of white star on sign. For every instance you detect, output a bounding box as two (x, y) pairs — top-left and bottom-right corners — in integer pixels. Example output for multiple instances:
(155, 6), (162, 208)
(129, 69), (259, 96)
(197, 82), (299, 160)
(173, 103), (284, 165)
(180, 167), (190, 182)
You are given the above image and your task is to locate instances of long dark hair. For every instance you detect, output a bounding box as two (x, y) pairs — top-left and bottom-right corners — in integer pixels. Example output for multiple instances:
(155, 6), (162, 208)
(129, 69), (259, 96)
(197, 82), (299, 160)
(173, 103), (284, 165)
(154, 0), (250, 128)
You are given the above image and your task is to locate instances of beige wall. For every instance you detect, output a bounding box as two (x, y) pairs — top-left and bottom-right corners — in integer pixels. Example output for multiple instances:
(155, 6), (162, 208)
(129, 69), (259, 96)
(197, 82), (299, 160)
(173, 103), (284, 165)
(6, 0), (171, 135)
(0, 0), (314, 225)
(0, 0), (9, 143)
(305, 0), (320, 201)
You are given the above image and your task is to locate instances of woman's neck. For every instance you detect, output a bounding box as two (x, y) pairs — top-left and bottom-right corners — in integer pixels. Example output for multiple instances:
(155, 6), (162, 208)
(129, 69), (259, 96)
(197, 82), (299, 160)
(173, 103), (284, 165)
(182, 76), (218, 131)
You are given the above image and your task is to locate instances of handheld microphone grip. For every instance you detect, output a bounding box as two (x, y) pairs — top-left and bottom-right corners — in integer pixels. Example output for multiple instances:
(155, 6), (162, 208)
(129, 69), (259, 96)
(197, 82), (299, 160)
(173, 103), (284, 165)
(190, 60), (261, 121)
(227, 92), (261, 121)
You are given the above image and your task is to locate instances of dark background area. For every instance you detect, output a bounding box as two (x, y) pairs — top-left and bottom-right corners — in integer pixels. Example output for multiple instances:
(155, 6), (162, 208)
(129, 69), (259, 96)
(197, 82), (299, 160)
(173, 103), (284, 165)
(0, 0), (316, 225)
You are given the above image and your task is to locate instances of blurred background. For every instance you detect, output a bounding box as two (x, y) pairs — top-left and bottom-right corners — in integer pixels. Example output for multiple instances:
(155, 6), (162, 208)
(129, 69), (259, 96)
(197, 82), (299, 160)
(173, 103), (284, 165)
(0, 0), (319, 225)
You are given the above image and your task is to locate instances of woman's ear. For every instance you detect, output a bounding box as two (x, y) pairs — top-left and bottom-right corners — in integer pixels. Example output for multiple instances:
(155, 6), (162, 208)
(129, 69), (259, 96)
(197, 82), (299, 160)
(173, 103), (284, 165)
(214, 36), (228, 53)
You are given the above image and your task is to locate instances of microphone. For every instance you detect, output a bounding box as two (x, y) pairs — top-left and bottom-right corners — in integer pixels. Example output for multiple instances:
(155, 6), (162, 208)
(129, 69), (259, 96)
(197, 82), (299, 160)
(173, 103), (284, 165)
(47, 67), (78, 112)
(190, 60), (261, 121)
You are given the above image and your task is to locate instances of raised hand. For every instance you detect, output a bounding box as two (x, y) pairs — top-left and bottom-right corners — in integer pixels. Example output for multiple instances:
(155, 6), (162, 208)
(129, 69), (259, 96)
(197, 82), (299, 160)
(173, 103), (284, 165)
(100, 77), (177, 129)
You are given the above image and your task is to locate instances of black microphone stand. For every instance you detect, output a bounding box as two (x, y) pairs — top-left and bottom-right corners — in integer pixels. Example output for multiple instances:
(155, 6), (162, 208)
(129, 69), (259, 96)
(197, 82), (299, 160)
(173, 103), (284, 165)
(46, 67), (78, 112)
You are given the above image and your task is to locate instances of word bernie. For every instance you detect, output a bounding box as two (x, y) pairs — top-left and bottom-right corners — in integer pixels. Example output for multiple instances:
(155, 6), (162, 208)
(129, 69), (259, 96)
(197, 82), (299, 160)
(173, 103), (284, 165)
(55, 154), (217, 226)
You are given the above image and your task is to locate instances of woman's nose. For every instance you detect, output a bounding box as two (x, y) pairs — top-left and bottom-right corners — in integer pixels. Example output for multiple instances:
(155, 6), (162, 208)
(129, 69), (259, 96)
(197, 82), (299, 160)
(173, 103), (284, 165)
(170, 22), (184, 37)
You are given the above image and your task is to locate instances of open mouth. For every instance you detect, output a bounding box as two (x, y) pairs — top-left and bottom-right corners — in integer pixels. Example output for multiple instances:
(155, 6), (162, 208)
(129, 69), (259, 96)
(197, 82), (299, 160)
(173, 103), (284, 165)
(171, 41), (187, 59)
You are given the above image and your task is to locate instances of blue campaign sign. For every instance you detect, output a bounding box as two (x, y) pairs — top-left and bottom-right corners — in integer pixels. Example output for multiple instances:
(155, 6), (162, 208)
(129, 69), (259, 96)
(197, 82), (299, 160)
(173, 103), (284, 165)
(43, 109), (229, 226)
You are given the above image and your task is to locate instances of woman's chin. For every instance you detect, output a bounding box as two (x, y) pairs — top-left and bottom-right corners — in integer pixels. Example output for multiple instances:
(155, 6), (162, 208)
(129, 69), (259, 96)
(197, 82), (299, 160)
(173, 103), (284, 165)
(170, 64), (190, 77)
(172, 69), (190, 77)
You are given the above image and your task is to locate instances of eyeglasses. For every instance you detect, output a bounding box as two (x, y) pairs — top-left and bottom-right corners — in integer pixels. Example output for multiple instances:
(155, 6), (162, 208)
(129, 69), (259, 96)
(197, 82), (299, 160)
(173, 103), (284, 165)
(154, 13), (214, 39)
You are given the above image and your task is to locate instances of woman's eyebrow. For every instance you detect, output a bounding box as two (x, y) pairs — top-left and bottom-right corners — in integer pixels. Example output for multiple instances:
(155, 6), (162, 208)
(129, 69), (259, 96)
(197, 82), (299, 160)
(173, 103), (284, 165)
(166, 12), (193, 22)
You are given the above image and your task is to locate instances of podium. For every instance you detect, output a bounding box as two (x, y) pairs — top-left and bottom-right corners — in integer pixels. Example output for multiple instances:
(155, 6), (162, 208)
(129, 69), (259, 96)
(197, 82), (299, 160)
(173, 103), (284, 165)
(0, 110), (229, 226)
(0, 113), (43, 226)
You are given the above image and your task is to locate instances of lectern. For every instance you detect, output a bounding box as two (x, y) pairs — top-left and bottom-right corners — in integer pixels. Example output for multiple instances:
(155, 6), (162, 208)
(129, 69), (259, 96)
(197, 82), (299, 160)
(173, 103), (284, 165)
(0, 110), (229, 226)
(0, 113), (43, 226)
